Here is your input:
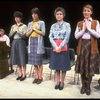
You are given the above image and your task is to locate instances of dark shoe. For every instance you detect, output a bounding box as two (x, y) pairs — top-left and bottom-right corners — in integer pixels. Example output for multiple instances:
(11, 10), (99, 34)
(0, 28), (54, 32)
(86, 88), (91, 95)
(37, 78), (43, 84)
(80, 87), (86, 94)
(20, 76), (26, 81)
(55, 84), (60, 89)
(16, 76), (22, 80)
(55, 82), (60, 89)
(59, 83), (64, 90)
(32, 79), (38, 84)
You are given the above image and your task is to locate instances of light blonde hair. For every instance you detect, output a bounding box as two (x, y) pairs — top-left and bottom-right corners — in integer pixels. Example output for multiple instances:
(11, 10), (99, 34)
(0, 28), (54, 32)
(83, 4), (93, 13)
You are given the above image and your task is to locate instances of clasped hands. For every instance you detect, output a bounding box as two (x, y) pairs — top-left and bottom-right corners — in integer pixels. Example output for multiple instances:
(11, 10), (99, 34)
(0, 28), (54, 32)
(13, 27), (19, 33)
(55, 46), (61, 53)
(82, 19), (91, 31)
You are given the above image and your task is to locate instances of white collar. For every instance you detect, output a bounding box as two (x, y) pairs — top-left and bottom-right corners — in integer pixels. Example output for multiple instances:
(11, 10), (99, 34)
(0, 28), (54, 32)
(84, 17), (92, 22)
(57, 20), (64, 25)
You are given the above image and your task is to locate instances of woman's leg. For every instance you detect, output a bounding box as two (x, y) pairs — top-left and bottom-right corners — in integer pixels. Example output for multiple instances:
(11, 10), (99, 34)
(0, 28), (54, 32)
(36, 65), (43, 84)
(59, 71), (66, 90)
(32, 65), (39, 83)
(20, 65), (26, 81)
(38, 65), (43, 79)
(16, 65), (22, 80)
(80, 74), (86, 94)
(21, 66), (26, 77)
(34, 65), (39, 79)
(55, 70), (60, 89)
(85, 75), (92, 95)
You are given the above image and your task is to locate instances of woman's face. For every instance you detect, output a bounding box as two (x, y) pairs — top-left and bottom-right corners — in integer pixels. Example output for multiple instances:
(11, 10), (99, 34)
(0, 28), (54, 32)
(15, 17), (21, 23)
(0, 31), (4, 37)
(55, 11), (64, 22)
(83, 7), (92, 19)
(32, 13), (39, 21)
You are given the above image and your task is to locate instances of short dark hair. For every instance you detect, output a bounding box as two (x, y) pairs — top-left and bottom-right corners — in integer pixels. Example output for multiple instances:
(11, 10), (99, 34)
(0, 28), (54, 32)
(54, 7), (66, 17)
(31, 8), (41, 18)
(13, 11), (23, 19)
(0, 28), (5, 34)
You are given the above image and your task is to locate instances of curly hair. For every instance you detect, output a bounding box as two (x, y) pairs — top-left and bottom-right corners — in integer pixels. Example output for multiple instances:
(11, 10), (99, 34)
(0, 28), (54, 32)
(13, 11), (23, 19)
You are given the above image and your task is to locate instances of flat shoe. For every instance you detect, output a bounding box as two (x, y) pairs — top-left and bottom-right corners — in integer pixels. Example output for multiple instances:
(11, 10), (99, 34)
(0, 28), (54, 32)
(32, 79), (38, 84)
(20, 76), (26, 81)
(37, 78), (43, 84)
(16, 76), (22, 80)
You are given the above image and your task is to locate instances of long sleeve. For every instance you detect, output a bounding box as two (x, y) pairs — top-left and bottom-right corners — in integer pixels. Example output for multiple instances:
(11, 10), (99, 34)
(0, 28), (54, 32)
(59, 23), (71, 48)
(26, 22), (33, 37)
(17, 25), (28, 38)
(88, 21), (100, 38)
(6, 35), (10, 47)
(0, 35), (10, 47)
(49, 25), (58, 48)
(49, 22), (71, 48)
(74, 25), (85, 39)
(34, 21), (45, 36)
(9, 25), (16, 38)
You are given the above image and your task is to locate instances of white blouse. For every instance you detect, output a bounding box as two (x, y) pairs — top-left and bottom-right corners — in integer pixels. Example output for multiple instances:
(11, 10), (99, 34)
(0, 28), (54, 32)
(0, 35), (10, 47)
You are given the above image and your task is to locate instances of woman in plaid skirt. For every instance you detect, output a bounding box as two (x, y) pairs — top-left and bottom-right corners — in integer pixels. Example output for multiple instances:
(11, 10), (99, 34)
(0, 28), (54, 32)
(26, 8), (45, 84)
(75, 4), (100, 95)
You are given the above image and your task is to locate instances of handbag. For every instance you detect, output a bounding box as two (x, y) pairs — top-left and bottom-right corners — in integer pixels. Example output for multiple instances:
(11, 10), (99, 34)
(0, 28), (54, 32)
(53, 40), (68, 52)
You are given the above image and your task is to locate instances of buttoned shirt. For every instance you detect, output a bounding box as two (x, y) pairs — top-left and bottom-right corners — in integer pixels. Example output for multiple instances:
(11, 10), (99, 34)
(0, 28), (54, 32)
(49, 21), (71, 48)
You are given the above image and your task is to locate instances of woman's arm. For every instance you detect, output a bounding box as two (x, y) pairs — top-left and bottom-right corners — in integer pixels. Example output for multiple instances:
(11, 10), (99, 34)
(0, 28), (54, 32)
(49, 24), (58, 48)
(9, 25), (16, 38)
(26, 22), (33, 37)
(17, 25), (28, 38)
(88, 21), (100, 38)
(33, 21), (45, 36)
(59, 23), (71, 48)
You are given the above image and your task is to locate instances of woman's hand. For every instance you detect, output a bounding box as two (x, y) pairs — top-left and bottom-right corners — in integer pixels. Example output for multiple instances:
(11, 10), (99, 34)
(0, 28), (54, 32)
(32, 26), (37, 31)
(82, 22), (87, 31)
(55, 47), (61, 53)
(13, 27), (18, 33)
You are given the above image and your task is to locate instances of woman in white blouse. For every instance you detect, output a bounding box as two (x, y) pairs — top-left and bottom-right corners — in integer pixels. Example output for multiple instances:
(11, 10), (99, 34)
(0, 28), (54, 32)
(0, 28), (10, 47)
(75, 4), (100, 95)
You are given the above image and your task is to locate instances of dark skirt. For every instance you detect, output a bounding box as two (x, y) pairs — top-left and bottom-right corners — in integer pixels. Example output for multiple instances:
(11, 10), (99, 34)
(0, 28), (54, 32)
(28, 37), (43, 65)
(10, 39), (28, 66)
(50, 49), (71, 71)
(75, 39), (100, 76)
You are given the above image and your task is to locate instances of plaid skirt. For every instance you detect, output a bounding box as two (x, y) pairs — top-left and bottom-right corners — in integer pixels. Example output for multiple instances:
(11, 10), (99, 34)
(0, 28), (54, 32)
(75, 39), (100, 76)
(10, 39), (28, 66)
(28, 37), (43, 65)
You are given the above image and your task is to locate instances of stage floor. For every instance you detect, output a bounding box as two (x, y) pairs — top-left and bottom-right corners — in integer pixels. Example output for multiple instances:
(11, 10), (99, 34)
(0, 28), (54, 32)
(0, 64), (100, 98)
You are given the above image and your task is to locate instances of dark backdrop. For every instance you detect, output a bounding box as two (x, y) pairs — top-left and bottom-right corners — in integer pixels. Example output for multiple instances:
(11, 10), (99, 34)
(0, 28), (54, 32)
(0, 1), (100, 52)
